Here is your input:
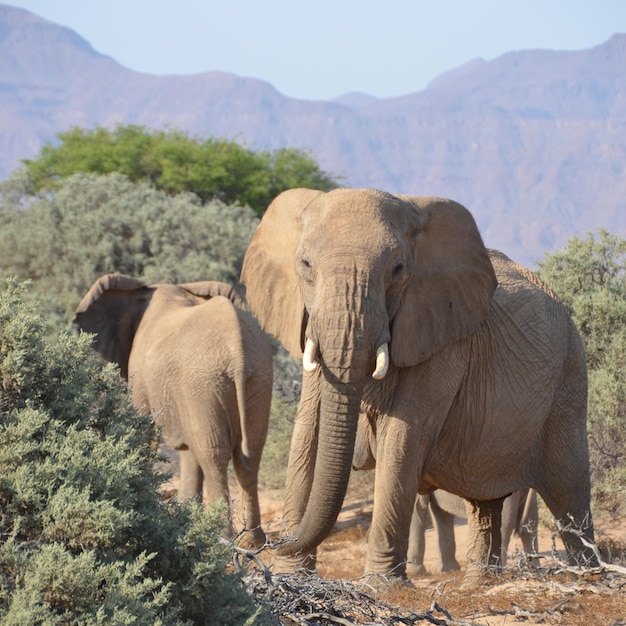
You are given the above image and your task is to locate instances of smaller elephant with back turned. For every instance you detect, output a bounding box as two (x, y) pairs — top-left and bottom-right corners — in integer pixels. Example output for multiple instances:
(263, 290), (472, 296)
(74, 274), (273, 547)
(407, 488), (539, 576)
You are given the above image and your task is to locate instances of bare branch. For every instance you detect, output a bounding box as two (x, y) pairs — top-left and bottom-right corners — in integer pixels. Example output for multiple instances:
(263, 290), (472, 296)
(553, 518), (626, 576)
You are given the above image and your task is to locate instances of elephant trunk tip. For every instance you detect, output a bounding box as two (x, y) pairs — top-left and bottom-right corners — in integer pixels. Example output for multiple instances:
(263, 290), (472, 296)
(273, 536), (310, 558)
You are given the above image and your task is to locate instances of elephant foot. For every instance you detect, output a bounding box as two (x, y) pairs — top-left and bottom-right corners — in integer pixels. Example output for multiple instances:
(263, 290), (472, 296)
(357, 572), (412, 594)
(440, 559), (461, 572)
(406, 562), (428, 578)
(458, 563), (500, 590)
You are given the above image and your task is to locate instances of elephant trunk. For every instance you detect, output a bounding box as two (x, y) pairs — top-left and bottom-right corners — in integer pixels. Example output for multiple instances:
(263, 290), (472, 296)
(278, 295), (385, 556)
(278, 381), (363, 555)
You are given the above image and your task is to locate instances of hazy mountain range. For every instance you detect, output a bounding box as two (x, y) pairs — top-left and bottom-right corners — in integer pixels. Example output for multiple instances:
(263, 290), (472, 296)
(1, 3), (625, 266)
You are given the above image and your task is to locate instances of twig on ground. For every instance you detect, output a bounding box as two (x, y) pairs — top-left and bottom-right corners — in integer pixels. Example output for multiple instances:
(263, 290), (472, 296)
(510, 597), (580, 622)
(553, 518), (626, 576)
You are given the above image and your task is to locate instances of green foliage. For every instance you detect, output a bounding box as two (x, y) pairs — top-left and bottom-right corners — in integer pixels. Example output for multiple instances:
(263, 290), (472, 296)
(538, 230), (626, 516)
(20, 125), (341, 214)
(259, 396), (297, 490)
(0, 172), (259, 330)
(0, 280), (270, 624)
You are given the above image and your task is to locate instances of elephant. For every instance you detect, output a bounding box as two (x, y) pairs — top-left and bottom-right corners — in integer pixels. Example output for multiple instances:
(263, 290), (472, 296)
(407, 488), (539, 576)
(240, 187), (596, 587)
(74, 274), (273, 547)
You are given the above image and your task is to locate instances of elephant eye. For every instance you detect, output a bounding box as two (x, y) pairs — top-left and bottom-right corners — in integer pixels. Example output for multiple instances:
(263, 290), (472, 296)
(298, 258), (314, 282)
(393, 262), (404, 276)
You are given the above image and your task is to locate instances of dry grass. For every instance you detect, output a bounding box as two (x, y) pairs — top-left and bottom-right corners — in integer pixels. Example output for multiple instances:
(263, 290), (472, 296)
(240, 481), (626, 625)
(162, 454), (626, 624)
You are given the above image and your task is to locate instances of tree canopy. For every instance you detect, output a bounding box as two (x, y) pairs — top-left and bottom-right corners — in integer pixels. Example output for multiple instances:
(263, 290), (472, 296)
(20, 125), (341, 214)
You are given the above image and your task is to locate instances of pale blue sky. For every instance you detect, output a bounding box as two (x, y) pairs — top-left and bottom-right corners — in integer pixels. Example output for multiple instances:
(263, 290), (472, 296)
(6, 1), (626, 100)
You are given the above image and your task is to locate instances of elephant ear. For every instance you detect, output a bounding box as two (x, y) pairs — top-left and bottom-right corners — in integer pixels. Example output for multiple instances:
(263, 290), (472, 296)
(241, 188), (324, 358)
(178, 280), (246, 310)
(73, 274), (153, 379)
(392, 197), (497, 366)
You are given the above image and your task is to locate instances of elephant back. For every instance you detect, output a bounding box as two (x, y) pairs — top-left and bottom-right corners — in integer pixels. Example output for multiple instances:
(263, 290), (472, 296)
(488, 250), (558, 301)
(178, 280), (247, 310)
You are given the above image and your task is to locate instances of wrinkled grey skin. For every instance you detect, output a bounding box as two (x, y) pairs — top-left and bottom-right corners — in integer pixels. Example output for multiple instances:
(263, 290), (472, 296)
(241, 188), (596, 587)
(352, 429), (540, 576)
(407, 488), (539, 575)
(74, 274), (273, 547)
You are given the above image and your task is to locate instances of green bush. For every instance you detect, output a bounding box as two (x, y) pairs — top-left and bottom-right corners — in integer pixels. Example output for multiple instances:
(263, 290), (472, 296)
(259, 396), (297, 491)
(0, 279), (270, 624)
(538, 230), (626, 517)
(0, 172), (259, 331)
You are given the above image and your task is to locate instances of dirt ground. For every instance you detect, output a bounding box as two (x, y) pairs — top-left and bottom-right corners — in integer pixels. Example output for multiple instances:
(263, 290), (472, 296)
(160, 463), (626, 624)
(252, 477), (626, 626)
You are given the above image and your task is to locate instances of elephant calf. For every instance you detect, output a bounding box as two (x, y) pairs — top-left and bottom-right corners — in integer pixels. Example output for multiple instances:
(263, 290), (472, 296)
(75, 274), (273, 547)
(407, 488), (539, 576)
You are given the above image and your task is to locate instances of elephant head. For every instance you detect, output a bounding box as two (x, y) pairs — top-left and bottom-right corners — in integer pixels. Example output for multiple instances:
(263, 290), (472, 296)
(241, 188), (497, 555)
(74, 273), (245, 379)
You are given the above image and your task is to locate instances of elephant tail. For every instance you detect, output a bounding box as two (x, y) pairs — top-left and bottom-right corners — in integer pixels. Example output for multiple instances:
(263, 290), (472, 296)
(235, 368), (255, 470)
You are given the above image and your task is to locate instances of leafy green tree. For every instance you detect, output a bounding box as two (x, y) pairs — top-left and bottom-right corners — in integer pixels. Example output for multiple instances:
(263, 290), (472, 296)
(538, 230), (626, 516)
(0, 279), (270, 624)
(20, 125), (341, 214)
(0, 172), (259, 329)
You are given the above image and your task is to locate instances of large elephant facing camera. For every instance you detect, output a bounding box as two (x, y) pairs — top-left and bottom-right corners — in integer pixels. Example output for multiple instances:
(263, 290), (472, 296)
(241, 188), (596, 586)
(74, 275), (273, 547)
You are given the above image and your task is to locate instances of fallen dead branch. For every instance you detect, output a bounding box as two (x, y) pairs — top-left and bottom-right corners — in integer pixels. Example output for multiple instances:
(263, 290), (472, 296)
(232, 546), (474, 626)
(510, 597), (582, 622)
(554, 518), (626, 576)
(245, 568), (478, 625)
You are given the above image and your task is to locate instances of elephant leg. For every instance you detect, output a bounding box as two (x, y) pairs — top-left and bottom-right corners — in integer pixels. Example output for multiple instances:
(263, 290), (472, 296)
(406, 495), (430, 576)
(500, 492), (518, 567)
(519, 489), (539, 565)
(462, 496), (505, 589)
(200, 452), (231, 506)
(501, 488), (539, 566)
(177, 448), (203, 500)
(540, 469), (597, 567)
(192, 444), (235, 538)
(231, 376), (271, 549)
(407, 492), (461, 575)
(233, 448), (266, 548)
(536, 348), (597, 567)
(365, 419), (422, 579)
(432, 501), (460, 572)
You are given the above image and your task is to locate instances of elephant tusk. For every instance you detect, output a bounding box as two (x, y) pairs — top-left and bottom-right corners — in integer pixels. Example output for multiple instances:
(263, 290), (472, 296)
(302, 338), (318, 372)
(372, 343), (389, 380)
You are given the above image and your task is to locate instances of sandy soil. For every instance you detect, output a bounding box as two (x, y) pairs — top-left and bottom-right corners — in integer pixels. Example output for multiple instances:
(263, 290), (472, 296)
(161, 463), (626, 624)
(253, 477), (626, 626)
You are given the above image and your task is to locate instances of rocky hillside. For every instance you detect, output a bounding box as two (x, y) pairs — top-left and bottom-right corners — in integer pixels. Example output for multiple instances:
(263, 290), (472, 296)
(1, 3), (625, 266)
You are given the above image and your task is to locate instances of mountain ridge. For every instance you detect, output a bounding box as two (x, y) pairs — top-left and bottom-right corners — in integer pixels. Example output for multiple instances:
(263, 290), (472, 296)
(1, 3), (624, 266)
